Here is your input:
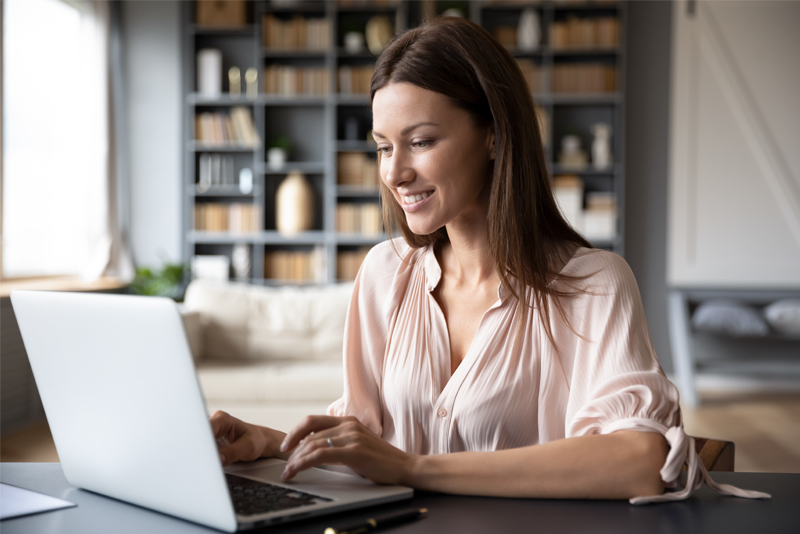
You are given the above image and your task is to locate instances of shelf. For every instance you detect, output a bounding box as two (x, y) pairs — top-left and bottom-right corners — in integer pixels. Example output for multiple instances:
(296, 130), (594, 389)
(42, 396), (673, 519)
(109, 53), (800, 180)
(258, 161), (326, 174)
(189, 93), (257, 106)
(337, 185), (381, 197)
(336, 140), (377, 152)
(188, 24), (255, 36)
(336, 233), (386, 246)
(187, 231), (261, 244)
(336, 48), (379, 59)
(551, 48), (619, 57)
(190, 184), (260, 197)
(550, 92), (622, 104)
(262, 231), (327, 245)
(258, 95), (327, 106)
(262, 49), (329, 59)
(188, 142), (256, 152)
(335, 94), (371, 105)
(188, 230), (327, 245)
(550, 164), (619, 175)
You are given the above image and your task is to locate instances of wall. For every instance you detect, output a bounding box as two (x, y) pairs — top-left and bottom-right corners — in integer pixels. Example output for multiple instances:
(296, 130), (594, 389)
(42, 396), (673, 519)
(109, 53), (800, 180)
(624, 1), (673, 372)
(121, 0), (182, 269)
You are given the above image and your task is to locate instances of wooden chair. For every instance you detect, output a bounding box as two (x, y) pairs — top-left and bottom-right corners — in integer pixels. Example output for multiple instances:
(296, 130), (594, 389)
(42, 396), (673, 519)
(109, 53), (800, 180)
(692, 437), (735, 471)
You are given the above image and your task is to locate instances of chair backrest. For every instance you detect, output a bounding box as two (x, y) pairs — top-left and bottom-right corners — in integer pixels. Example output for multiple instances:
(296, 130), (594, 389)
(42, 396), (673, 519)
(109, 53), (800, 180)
(693, 437), (735, 471)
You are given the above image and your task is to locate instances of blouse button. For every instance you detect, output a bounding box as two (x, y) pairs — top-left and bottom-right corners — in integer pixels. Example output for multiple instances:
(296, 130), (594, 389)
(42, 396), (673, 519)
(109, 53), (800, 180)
(437, 408), (447, 418)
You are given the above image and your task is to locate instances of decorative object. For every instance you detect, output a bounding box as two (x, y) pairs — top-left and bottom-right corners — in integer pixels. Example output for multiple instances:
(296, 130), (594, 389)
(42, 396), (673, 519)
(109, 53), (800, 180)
(245, 68), (258, 99)
(239, 167), (253, 194)
(441, 8), (464, 18)
(692, 300), (769, 337)
(267, 135), (292, 170)
(344, 31), (365, 53)
(518, 8), (541, 51)
(228, 66), (241, 96)
(365, 15), (393, 55)
(130, 263), (186, 300)
(582, 191), (616, 240)
(591, 122), (613, 170)
(558, 134), (588, 170)
(276, 170), (314, 235)
(197, 48), (222, 98)
(345, 116), (359, 141)
(231, 244), (251, 281)
(763, 299), (800, 335)
(191, 255), (230, 281)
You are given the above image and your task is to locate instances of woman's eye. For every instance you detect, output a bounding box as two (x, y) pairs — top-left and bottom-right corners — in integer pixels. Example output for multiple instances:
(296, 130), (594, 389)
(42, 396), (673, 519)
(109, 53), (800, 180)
(412, 140), (430, 148)
(376, 146), (392, 155)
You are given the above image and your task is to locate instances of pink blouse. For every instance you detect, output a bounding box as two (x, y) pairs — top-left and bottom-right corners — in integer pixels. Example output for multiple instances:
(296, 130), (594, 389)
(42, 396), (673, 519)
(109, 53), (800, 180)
(328, 239), (769, 504)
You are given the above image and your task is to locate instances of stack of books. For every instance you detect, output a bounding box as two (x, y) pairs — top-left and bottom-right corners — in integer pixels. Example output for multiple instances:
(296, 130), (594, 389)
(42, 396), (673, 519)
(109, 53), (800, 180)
(264, 248), (324, 282)
(337, 247), (372, 281)
(516, 59), (542, 94)
(338, 65), (375, 95)
(336, 203), (382, 235)
(549, 16), (619, 50)
(262, 14), (331, 51)
(193, 203), (261, 233)
(264, 65), (330, 96)
(553, 64), (616, 93)
(337, 152), (379, 188)
(195, 107), (260, 146)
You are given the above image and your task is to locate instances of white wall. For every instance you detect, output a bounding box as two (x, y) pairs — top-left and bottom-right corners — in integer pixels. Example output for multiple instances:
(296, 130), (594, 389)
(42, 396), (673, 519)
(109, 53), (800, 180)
(122, 0), (182, 269)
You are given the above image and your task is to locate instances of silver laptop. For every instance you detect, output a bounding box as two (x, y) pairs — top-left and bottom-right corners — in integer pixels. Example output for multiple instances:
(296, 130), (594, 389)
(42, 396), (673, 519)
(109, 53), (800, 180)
(10, 290), (412, 532)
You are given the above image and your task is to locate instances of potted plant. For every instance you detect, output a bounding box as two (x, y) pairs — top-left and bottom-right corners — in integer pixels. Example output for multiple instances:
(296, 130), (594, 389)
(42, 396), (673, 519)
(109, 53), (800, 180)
(129, 262), (187, 301)
(268, 135), (292, 170)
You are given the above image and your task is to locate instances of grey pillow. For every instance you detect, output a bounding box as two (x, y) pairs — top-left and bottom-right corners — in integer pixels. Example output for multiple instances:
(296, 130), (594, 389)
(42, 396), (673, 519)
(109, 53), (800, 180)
(763, 299), (800, 336)
(691, 299), (769, 337)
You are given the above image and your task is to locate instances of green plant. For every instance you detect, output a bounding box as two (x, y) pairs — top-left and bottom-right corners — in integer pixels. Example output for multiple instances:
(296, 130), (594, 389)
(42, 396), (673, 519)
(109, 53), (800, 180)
(130, 262), (186, 300)
(270, 135), (293, 152)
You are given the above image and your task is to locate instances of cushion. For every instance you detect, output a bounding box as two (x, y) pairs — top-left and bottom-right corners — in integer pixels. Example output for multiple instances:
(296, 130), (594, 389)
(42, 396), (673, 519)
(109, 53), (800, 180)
(195, 360), (344, 403)
(183, 280), (354, 361)
(763, 299), (800, 336)
(691, 299), (769, 337)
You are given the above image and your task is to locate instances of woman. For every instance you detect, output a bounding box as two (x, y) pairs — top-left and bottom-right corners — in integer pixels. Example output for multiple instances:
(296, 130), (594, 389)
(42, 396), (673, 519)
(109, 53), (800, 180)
(211, 17), (768, 504)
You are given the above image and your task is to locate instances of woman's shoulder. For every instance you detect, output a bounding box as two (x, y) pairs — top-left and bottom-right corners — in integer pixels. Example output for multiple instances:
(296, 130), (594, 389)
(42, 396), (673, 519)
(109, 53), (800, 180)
(362, 237), (416, 273)
(559, 247), (639, 291)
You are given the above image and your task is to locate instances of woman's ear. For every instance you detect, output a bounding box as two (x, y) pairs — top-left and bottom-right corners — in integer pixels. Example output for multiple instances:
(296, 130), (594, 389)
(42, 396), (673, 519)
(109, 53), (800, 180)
(486, 127), (496, 160)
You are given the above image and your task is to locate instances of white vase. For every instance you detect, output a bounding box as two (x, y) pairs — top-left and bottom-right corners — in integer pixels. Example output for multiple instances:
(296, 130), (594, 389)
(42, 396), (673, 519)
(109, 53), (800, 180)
(276, 171), (314, 235)
(231, 244), (251, 280)
(518, 9), (540, 52)
(267, 147), (287, 170)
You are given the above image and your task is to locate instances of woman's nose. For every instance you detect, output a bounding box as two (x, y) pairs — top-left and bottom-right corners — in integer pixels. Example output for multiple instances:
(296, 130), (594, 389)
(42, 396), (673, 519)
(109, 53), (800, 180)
(382, 150), (415, 189)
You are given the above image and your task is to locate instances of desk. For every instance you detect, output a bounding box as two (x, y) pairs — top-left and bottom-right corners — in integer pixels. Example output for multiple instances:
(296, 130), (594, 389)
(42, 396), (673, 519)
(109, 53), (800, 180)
(1, 463), (798, 534)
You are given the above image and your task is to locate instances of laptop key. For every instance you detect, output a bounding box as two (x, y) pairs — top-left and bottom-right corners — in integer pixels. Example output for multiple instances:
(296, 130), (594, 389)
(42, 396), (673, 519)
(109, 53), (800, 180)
(226, 473), (330, 516)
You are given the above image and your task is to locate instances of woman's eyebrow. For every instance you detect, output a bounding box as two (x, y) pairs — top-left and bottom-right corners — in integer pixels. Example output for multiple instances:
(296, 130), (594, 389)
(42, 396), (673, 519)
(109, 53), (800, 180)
(372, 122), (440, 139)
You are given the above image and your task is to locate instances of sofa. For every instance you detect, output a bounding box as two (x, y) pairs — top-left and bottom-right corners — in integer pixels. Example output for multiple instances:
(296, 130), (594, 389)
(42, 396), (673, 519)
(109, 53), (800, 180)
(180, 279), (354, 432)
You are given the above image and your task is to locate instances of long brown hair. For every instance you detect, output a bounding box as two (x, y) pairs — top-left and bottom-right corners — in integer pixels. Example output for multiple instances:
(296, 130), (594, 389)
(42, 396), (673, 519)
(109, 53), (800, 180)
(371, 16), (593, 348)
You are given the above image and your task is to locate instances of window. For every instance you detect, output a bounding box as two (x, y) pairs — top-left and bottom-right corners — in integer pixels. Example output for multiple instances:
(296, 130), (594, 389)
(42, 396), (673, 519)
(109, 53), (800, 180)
(2, 0), (109, 279)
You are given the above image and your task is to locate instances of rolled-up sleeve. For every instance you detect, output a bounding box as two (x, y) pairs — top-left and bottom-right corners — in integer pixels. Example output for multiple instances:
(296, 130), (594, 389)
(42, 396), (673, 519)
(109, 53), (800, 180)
(562, 253), (769, 504)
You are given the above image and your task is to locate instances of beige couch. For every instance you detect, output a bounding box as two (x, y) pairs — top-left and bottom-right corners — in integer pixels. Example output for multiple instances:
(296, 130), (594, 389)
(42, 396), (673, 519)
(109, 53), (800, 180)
(180, 279), (353, 432)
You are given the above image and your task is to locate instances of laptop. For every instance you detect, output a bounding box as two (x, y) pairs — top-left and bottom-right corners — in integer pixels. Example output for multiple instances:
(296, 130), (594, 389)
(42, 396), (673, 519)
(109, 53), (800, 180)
(10, 290), (412, 532)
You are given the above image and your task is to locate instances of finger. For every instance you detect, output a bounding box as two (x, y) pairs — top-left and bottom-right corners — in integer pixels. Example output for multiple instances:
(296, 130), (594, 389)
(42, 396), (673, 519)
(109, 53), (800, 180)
(282, 445), (352, 480)
(281, 415), (355, 453)
(209, 410), (236, 439)
(219, 429), (263, 466)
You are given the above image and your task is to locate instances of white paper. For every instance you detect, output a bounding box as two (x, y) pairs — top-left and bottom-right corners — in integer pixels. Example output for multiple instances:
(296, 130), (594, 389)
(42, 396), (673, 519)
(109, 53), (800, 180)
(0, 483), (76, 520)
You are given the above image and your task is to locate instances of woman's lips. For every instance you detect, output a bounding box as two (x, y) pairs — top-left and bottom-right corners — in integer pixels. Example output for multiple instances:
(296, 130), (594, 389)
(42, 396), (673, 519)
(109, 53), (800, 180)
(400, 190), (434, 213)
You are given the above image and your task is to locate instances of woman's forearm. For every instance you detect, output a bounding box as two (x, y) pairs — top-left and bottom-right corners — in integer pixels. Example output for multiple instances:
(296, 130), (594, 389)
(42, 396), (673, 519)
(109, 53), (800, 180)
(405, 430), (668, 499)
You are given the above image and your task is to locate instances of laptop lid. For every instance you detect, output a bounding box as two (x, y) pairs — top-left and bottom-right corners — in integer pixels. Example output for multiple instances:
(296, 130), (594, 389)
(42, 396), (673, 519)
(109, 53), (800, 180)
(11, 290), (238, 532)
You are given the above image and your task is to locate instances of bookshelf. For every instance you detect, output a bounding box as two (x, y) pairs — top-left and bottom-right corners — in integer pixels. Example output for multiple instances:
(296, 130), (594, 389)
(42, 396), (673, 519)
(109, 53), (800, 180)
(182, 0), (626, 285)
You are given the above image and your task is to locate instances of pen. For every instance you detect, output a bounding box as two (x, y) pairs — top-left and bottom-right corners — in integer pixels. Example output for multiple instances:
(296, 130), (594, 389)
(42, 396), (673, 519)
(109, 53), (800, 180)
(324, 508), (428, 534)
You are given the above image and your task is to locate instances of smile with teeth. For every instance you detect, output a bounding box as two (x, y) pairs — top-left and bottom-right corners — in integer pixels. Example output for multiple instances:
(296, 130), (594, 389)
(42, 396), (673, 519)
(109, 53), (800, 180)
(402, 191), (434, 204)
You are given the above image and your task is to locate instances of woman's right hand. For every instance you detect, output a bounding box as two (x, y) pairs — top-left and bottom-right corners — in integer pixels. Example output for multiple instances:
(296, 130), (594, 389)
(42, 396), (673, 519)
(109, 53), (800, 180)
(209, 410), (289, 466)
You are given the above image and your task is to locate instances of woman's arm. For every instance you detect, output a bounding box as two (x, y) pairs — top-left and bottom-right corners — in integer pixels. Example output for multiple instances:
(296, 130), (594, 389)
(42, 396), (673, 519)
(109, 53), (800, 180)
(407, 430), (668, 499)
(280, 416), (668, 500)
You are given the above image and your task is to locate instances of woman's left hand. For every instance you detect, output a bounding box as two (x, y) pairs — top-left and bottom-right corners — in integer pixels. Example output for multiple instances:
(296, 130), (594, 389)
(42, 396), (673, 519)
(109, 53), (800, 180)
(279, 415), (418, 485)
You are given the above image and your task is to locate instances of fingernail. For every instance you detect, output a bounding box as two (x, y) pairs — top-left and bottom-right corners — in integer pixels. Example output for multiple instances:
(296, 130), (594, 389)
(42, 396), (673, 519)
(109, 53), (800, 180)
(220, 453), (226, 465)
(280, 439), (287, 452)
(281, 468), (289, 479)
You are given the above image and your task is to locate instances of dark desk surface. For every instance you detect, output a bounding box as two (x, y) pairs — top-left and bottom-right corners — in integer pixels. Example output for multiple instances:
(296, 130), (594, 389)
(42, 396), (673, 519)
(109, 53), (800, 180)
(2, 463), (798, 534)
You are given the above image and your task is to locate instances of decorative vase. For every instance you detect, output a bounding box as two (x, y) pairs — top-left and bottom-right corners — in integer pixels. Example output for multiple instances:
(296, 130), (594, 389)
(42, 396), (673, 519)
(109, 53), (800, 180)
(231, 243), (251, 280)
(591, 123), (613, 170)
(344, 32), (365, 53)
(267, 147), (287, 170)
(518, 8), (541, 52)
(365, 15), (393, 55)
(276, 171), (314, 235)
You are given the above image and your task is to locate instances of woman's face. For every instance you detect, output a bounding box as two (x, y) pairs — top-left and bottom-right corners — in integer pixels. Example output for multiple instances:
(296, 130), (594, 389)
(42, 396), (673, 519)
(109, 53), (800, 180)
(372, 82), (495, 237)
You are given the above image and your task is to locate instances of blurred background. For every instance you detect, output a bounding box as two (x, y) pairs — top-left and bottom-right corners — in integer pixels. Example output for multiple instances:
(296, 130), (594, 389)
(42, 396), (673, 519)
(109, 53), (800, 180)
(1, 0), (799, 473)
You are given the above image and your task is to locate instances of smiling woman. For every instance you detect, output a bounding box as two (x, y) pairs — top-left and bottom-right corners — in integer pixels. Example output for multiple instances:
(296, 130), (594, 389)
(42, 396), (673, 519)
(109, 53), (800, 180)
(210, 16), (770, 505)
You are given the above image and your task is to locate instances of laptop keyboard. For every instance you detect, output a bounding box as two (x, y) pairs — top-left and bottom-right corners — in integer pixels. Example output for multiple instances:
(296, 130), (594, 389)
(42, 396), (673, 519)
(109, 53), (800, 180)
(226, 473), (333, 516)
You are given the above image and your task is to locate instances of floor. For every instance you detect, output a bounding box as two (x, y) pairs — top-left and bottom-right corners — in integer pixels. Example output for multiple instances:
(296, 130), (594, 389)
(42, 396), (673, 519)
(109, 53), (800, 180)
(2, 394), (800, 473)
